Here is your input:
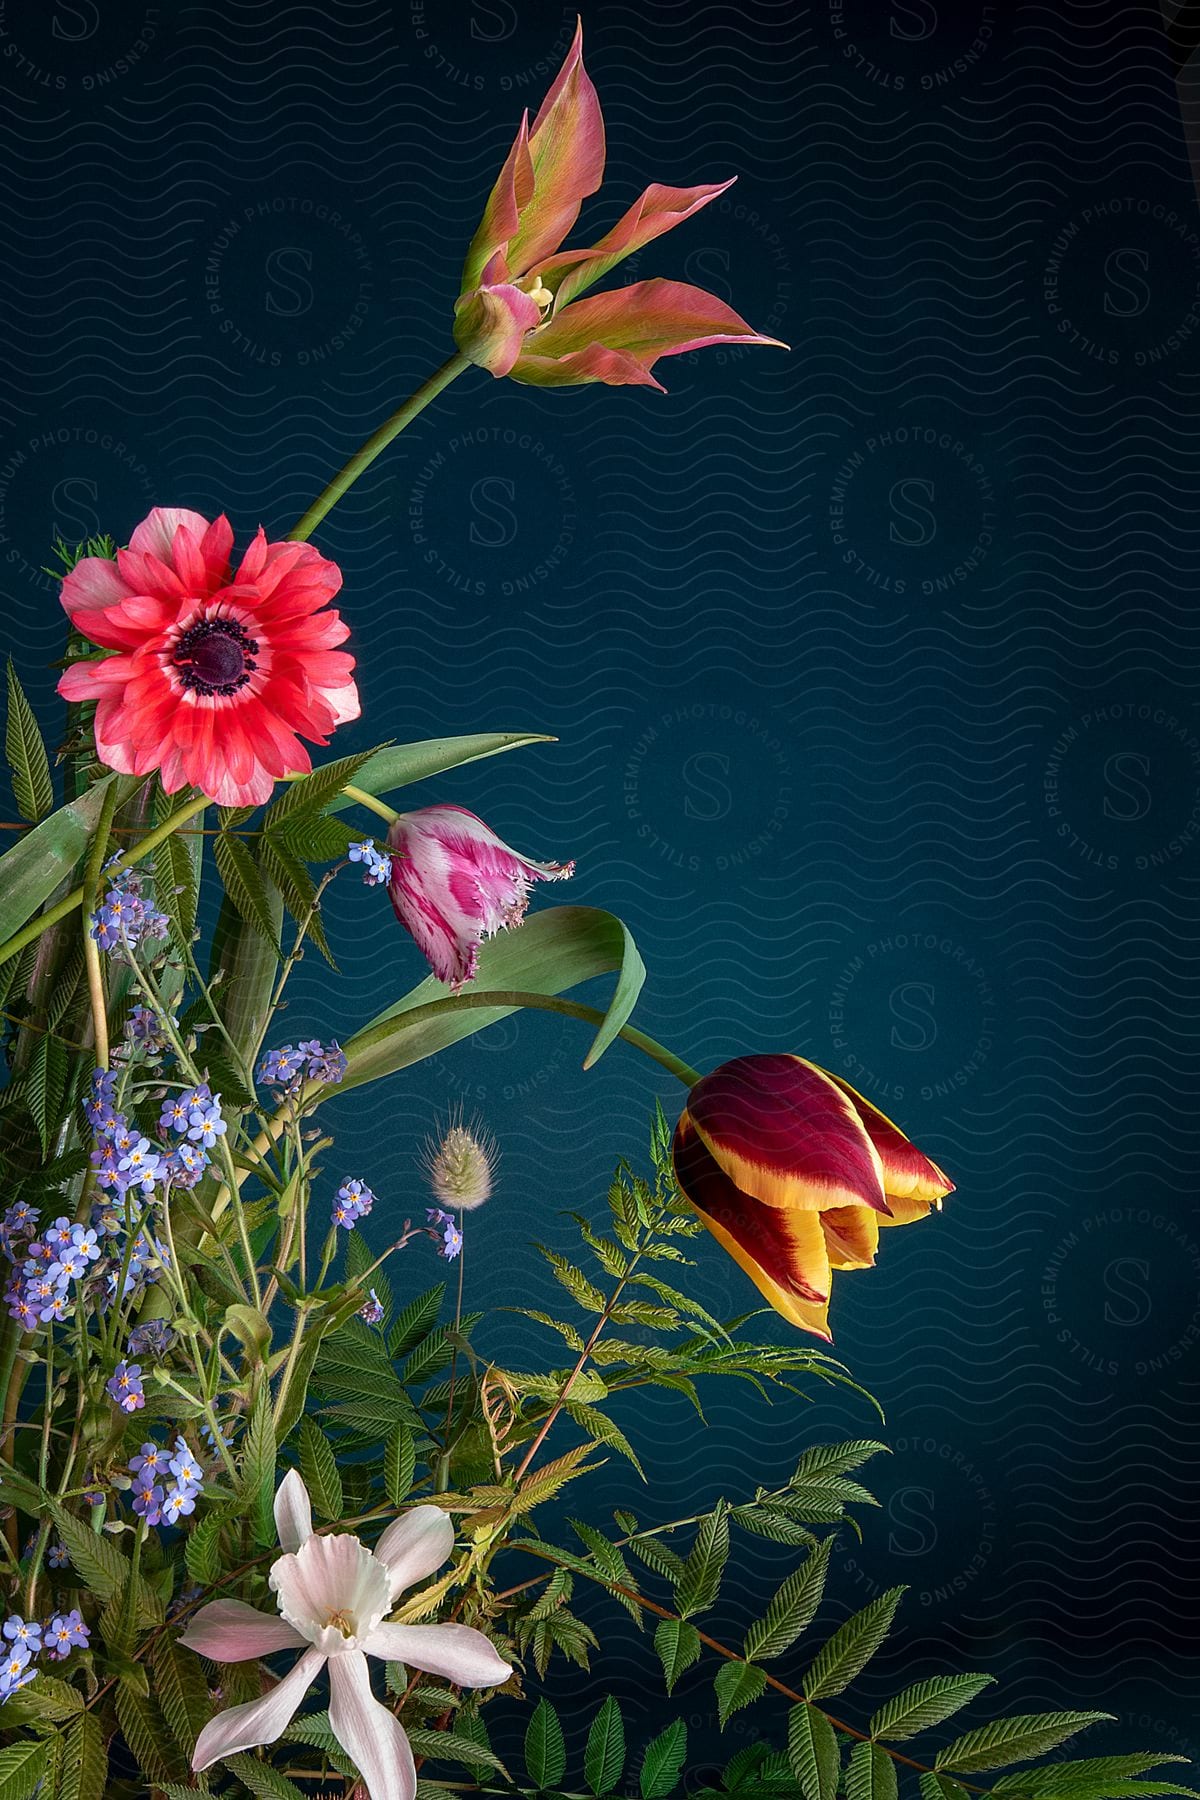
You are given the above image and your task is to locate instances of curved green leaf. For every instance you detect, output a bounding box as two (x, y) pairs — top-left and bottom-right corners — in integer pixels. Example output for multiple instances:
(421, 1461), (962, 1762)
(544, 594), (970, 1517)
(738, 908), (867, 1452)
(340, 904), (645, 1085)
(526, 1697), (567, 1789)
(0, 774), (120, 948)
(870, 1674), (995, 1743)
(585, 1695), (626, 1796)
(641, 1719), (688, 1800)
(6, 659), (53, 823)
(325, 731), (555, 814)
(936, 1713), (1113, 1776)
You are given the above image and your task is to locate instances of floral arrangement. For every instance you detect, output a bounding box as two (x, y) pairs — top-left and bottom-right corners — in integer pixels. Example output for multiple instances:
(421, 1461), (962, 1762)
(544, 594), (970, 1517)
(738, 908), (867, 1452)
(0, 23), (1189, 1800)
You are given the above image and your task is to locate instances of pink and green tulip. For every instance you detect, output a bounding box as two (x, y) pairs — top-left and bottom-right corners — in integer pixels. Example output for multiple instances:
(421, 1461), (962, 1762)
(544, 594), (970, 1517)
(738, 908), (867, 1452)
(672, 1054), (953, 1340)
(453, 20), (786, 390)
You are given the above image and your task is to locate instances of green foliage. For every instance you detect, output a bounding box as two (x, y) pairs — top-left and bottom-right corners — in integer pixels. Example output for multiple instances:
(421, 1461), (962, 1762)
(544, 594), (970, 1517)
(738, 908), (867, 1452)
(848, 1742), (899, 1800)
(585, 1696), (626, 1796)
(935, 1713), (1115, 1774)
(297, 1415), (344, 1519)
(676, 1502), (730, 1617)
(787, 1704), (841, 1800)
(804, 1586), (905, 1699)
(871, 1675), (996, 1743)
(5, 660), (53, 823)
(715, 1660), (768, 1726)
(0, 1737), (49, 1800)
(525, 1697), (567, 1788)
(655, 1617), (702, 1692)
(743, 1537), (832, 1661)
(641, 1719), (688, 1799)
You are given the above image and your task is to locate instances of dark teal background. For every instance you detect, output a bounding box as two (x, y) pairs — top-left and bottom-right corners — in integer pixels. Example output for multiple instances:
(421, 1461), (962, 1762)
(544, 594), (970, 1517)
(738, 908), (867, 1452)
(3, 0), (1200, 1782)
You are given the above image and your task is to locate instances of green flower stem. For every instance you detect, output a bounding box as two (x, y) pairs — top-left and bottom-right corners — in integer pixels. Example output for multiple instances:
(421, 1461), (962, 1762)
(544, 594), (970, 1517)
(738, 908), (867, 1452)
(288, 354), (471, 544)
(80, 779), (120, 1069)
(339, 782), (399, 826)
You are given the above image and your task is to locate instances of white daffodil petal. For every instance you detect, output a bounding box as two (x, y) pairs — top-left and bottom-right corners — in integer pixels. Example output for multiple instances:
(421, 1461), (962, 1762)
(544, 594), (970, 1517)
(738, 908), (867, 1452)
(273, 1468), (314, 1553)
(363, 1621), (511, 1689)
(373, 1505), (454, 1601)
(328, 1648), (417, 1800)
(191, 1646), (325, 1771)
(178, 1599), (307, 1663)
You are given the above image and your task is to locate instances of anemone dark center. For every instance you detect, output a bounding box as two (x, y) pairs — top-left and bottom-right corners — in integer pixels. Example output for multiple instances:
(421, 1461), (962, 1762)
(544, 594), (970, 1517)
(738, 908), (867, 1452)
(172, 618), (259, 697)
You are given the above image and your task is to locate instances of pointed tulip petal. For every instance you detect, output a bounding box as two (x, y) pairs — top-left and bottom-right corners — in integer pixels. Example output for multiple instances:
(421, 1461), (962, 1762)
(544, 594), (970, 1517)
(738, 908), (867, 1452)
(274, 1468), (313, 1553)
(461, 112), (535, 293)
(453, 281), (543, 376)
(362, 1622), (511, 1688)
(328, 1649), (417, 1800)
(674, 1112), (834, 1337)
(373, 1504), (454, 1603)
(509, 277), (786, 389)
(542, 179), (737, 309)
(177, 1599), (307, 1663)
(191, 1646), (325, 1770)
(504, 18), (605, 279)
(821, 1069), (955, 1210)
(684, 1053), (889, 1214)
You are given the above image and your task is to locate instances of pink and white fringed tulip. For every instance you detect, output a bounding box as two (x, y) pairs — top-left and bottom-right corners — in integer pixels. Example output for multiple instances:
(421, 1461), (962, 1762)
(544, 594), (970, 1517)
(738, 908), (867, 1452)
(387, 804), (574, 989)
(181, 1472), (510, 1800)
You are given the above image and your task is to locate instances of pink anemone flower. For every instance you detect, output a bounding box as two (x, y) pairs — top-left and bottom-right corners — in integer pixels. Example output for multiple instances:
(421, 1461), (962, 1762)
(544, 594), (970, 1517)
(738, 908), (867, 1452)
(387, 804), (574, 989)
(181, 1472), (510, 1800)
(57, 506), (359, 808)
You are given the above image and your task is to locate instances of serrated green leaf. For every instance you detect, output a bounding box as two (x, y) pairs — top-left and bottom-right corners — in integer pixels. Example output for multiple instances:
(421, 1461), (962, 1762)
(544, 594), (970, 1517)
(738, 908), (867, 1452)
(792, 1442), (888, 1482)
(150, 1635), (212, 1761)
(715, 1660), (768, 1727)
(655, 1617), (702, 1693)
(26, 1032), (68, 1157)
(389, 1283), (444, 1359)
(184, 1511), (225, 1588)
(641, 1718), (688, 1799)
(224, 1755), (308, 1800)
(787, 1703), (841, 1800)
(525, 1697), (567, 1788)
(870, 1674), (995, 1743)
(212, 832), (281, 952)
(536, 1244), (608, 1314)
(585, 1695), (626, 1796)
(677, 1503), (729, 1618)
(242, 1385), (277, 1547)
(936, 1714), (1114, 1775)
(991, 1756), (1193, 1795)
(5, 660), (53, 823)
(805, 1586), (904, 1699)
(405, 1727), (507, 1775)
(0, 1737), (49, 1800)
(744, 1537), (832, 1662)
(297, 1416), (343, 1519)
(564, 1400), (646, 1478)
(847, 1741), (898, 1800)
(264, 747), (384, 833)
(259, 835), (334, 966)
(384, 1421), (416, 1507)
(922, 1773), (974, 1800)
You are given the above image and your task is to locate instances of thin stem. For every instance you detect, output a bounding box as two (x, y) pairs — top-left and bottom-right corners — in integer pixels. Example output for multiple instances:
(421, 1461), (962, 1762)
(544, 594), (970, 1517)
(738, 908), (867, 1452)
(288, 355), (471, 543)
(340, 783), (398, 826)
(438, 1218), (467, 1489)
(80, 779), (120, 1070)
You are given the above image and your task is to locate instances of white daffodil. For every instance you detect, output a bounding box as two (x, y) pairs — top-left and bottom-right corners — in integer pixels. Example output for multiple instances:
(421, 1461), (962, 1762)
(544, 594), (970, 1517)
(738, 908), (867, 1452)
(180, 1471), (511, 1800)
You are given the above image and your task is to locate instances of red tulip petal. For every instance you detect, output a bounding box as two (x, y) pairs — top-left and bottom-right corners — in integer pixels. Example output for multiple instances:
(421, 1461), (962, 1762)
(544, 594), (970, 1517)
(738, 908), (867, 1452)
(684, 1053), (890, 1215)
(819, 1068), (954, 1209)
(540, 179), (737, 309)
(504, 18), (605, 279)
(509, 278), (786, 389)
(453, 282), (543, 376)
(673, 1113), (834, 1339)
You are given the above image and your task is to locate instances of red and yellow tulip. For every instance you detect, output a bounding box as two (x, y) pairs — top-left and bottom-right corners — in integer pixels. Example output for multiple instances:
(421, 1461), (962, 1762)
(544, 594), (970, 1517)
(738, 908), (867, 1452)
(453, 20), (786, 390)
(672, 1054), (953, 1340)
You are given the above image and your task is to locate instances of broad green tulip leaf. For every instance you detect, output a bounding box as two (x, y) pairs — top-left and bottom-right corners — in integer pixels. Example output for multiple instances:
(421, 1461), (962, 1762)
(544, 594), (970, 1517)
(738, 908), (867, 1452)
(0, 773), (121, 948)
(341, 904), (645, 1087)
(324, 731), (554, 814)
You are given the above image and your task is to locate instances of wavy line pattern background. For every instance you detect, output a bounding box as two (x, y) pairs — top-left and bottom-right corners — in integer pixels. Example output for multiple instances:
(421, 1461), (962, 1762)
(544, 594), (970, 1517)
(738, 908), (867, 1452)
(3, 0), (1199, 1776)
